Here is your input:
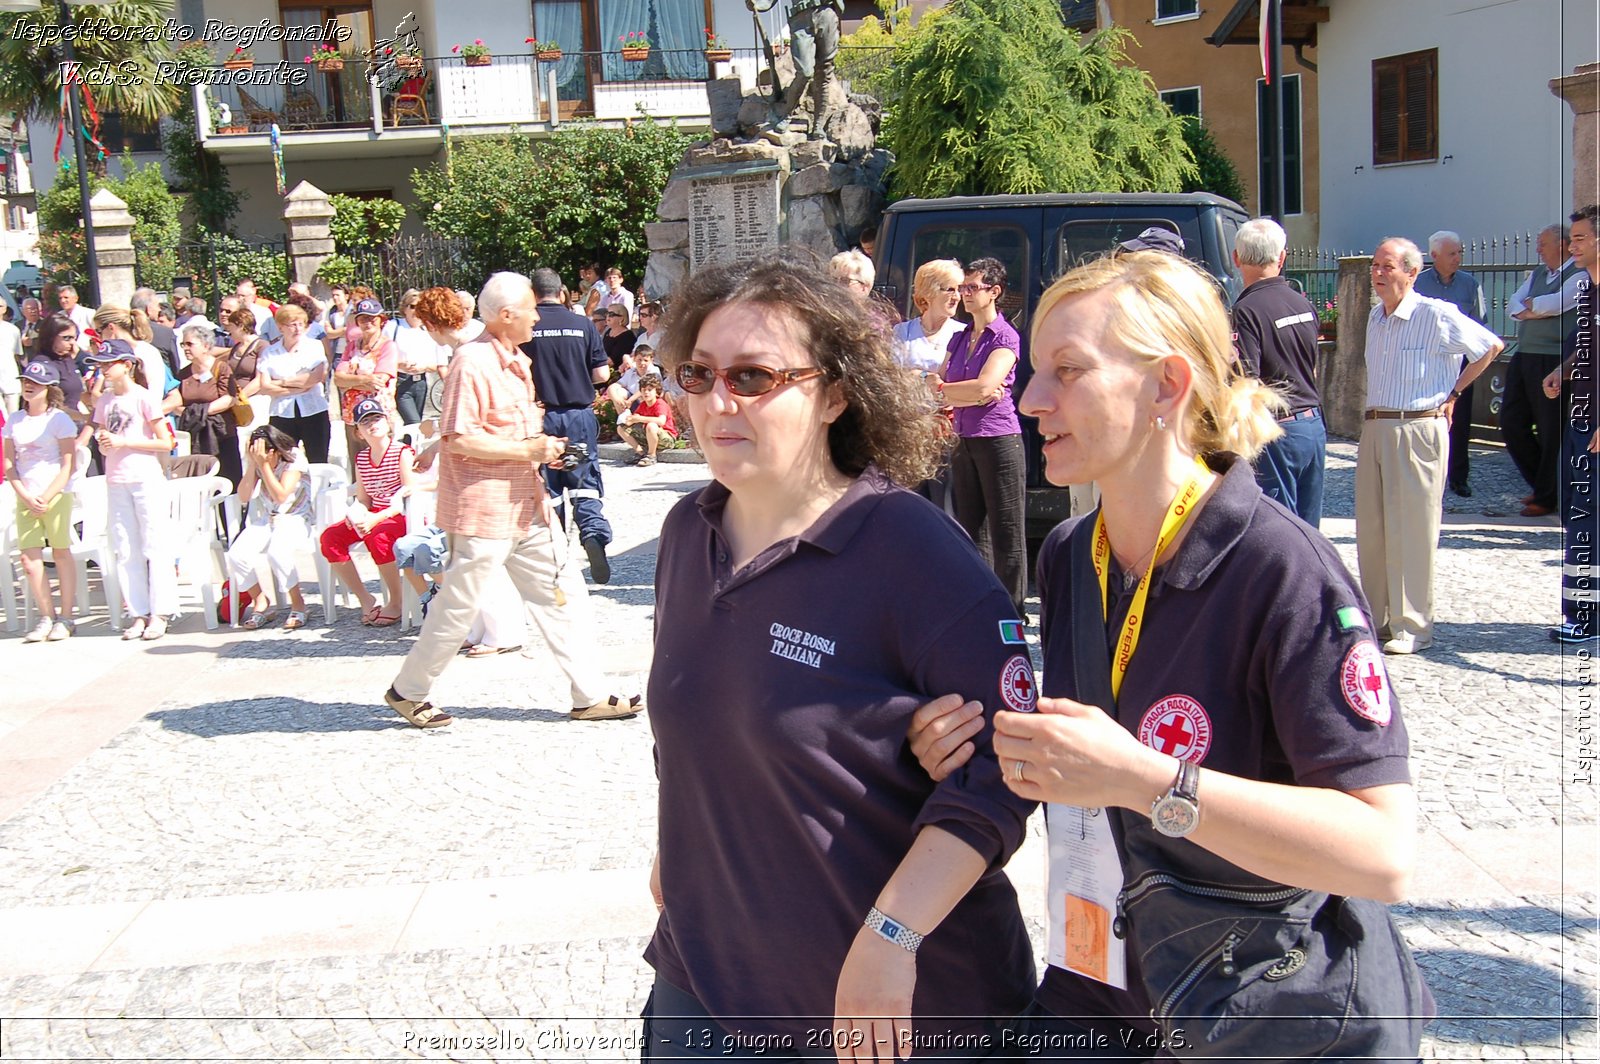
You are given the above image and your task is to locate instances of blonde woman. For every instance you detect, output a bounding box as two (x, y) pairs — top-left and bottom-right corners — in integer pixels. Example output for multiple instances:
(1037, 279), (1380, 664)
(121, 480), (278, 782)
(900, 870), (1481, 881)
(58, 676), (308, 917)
(909, 252), (1430, 1059)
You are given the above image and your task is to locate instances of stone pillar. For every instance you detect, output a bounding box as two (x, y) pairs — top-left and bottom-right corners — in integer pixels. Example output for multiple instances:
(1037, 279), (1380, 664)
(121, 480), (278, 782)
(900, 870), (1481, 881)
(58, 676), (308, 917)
(87, 188), (135, 309)
(1320, 255), (1374, 440)
(1550, 63), (1599, 211)
(282, 180), (335, 288)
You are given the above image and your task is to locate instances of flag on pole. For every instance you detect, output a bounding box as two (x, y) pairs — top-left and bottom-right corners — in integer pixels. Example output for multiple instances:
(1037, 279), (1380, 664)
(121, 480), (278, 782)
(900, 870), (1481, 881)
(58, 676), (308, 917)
(1259, 0), (1277, 83)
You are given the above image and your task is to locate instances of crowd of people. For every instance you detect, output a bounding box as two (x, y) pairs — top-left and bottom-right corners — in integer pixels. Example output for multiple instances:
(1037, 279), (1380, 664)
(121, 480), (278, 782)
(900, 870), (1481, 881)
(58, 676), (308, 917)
(0, 262), (668, 643)
(4, 203), (1596, 1060)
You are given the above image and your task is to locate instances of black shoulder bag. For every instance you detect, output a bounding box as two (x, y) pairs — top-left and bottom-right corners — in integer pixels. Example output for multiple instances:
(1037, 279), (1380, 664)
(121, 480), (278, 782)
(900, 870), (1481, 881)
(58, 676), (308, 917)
(1066, 519), (1432, 1062)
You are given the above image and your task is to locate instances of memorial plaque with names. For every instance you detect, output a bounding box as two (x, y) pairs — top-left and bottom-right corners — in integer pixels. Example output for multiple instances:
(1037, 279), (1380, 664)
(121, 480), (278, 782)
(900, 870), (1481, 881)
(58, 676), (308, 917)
(687, 165), (781, 272)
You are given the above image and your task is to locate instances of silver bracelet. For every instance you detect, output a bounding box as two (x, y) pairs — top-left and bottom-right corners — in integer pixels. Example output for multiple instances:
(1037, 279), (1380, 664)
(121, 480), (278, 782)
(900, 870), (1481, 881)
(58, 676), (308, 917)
(864, 906), (924, 954)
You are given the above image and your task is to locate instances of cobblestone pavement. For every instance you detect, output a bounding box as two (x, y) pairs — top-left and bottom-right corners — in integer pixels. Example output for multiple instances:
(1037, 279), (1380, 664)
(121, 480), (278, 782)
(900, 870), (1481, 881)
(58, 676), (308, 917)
(0, 441), (1594, 1062)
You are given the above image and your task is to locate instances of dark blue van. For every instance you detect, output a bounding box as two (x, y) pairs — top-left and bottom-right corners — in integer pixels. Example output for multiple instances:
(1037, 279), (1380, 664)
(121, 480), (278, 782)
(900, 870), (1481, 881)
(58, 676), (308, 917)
(874, 192), (1252, 537)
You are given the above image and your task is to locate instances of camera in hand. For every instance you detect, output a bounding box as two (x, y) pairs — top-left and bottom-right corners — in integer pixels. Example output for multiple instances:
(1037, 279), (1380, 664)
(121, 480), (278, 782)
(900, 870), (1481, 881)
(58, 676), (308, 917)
(556, 440), (589, 471)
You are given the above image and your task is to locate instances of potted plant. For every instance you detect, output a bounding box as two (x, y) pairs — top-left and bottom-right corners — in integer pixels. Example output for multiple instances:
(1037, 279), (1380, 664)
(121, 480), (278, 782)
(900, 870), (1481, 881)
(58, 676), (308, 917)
(526, 37), (563, 61)
(703, 27), (731, 62)
(454, 40), (492, 67)
(1317, 299), (1338, 341)
(391, 46), (424, 73)
(305, 43), (344, 73)
(618, 31), (650, 61)
(222, 46), (253, 71)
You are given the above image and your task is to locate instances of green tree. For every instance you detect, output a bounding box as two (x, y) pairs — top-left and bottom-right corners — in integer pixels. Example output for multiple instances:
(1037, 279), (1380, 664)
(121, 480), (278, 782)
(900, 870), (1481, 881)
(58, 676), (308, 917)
(37, 155), (182, 290)
(329, 194), (407, 249)
(413, 118), (692, 284)
(0, 1), (184, 126)
(879, 0), (1195, 198)
(164, 44), (243, 235)
(1179, 118), (1248, 206)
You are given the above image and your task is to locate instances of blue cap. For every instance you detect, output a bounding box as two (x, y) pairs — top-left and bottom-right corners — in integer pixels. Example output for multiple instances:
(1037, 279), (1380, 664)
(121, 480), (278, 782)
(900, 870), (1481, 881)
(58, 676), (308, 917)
(1118, 226), (1185, 255)
(351, 396), (386, 424)
(20, 359), (60, 386)
(85, 338), (137, 363)
(353, 297), (386, 318)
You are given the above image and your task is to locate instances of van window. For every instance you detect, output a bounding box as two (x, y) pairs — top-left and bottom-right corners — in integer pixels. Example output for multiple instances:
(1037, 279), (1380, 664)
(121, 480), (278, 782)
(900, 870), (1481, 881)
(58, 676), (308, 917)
(909, 224), (1031, 330)
(1056, 218), (1201, 270)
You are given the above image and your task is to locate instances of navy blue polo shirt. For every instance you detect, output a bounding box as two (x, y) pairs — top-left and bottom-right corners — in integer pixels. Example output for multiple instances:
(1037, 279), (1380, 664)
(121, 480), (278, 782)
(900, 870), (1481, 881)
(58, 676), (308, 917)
(1032, 455), (1412, 1021)
(1231, 276), (1321, 413)
(521, 301), (607, 409)
(646, 467), (1038, 1039)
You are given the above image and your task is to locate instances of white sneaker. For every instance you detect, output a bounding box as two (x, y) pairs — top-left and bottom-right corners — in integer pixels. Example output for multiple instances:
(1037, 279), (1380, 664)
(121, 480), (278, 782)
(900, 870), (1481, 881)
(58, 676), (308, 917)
(47, 618), (74, 641)
(23, 618), (52, 643)
(141, 616), (168, 641)
(121, 618), (147, 641)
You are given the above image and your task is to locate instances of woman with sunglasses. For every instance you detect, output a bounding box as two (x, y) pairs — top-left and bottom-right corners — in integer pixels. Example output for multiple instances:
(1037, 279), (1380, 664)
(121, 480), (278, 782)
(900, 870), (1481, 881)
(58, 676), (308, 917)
(643, 250), (1037, 1061)
(934, 257), (1028, 615)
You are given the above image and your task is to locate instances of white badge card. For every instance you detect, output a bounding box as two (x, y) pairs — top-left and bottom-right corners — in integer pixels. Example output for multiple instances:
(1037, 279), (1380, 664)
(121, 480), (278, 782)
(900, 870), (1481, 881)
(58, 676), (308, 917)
(1045, 803), (1128, 989)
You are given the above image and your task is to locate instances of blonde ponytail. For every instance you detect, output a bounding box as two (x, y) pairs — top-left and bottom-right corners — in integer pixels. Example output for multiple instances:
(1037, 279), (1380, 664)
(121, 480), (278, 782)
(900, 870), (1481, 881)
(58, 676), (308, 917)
(1033, 251), (1285, 460)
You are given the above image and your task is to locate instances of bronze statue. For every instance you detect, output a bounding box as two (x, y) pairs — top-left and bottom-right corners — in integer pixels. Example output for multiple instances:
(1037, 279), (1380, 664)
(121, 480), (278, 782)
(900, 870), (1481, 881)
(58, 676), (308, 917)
(747, 0), (845, 138)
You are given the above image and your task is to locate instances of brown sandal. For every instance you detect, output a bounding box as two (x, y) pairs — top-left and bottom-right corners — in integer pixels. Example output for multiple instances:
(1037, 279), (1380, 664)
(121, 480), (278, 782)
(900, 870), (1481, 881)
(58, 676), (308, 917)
(384, 687), (454, 728)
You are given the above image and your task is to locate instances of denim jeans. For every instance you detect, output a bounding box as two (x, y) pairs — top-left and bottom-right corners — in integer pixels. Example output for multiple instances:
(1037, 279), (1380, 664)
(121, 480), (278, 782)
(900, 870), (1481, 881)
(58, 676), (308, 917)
(1253, 410), (1326, 527)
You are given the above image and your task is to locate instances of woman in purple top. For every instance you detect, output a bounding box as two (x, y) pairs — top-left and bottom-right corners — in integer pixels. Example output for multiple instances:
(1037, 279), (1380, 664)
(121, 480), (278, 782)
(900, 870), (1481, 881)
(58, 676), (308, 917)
(936, 256), (1027, 613)
(646, 250), (1038, 1061)
(908, 253), (1428, 1061)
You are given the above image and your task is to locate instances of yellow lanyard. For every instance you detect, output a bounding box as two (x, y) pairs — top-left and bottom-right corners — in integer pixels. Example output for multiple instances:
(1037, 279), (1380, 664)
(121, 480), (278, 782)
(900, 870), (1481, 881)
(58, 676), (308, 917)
(1091, 455), (1211, 702)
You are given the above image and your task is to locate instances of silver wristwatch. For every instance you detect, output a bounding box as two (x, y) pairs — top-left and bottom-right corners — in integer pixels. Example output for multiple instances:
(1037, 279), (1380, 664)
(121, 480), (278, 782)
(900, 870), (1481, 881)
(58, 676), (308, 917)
(1151, 759), (1201, 838)
(864, 906), (924, 953)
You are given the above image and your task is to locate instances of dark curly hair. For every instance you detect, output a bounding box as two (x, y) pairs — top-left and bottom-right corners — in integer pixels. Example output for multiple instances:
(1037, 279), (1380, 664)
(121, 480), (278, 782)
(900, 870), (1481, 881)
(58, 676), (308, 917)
(657, 248), (948, 487)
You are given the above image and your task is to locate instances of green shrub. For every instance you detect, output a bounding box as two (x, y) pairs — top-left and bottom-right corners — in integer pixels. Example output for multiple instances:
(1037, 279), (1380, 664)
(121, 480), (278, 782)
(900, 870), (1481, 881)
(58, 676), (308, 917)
(413, 117), (693, 284)
(38, 155), (182, 290)
(1179, 118), (1248, 206)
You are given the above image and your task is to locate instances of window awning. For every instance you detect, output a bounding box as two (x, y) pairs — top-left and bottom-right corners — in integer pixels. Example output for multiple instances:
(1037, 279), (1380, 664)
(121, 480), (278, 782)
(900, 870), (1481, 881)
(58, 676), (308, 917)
(1206, 0), (1329, 50)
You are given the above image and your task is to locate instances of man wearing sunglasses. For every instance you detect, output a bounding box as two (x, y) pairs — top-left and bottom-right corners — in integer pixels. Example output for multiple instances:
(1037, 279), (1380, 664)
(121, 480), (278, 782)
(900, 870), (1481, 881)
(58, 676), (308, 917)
(522, 267), (615, 584)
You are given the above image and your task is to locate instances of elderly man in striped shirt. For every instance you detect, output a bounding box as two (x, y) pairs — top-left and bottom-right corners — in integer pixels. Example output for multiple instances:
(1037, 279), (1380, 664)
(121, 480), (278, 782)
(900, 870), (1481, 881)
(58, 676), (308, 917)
(1358, 237), (1503, 655)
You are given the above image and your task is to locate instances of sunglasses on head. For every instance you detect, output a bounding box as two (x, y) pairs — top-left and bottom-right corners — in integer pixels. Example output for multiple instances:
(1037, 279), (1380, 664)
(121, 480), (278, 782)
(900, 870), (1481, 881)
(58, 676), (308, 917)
(674, 361), (825, 397)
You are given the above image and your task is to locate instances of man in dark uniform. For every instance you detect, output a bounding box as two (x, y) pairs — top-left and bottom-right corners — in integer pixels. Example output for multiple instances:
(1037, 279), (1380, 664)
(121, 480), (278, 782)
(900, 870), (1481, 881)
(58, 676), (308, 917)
(1544, 204), (1600, 643)
(522, 267), (614, 584)
(1230, 217), (1326, 526)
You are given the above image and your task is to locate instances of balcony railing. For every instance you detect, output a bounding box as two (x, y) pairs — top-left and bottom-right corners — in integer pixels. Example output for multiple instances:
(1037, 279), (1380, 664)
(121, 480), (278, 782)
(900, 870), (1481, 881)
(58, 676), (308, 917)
(203, 45), (893, 138)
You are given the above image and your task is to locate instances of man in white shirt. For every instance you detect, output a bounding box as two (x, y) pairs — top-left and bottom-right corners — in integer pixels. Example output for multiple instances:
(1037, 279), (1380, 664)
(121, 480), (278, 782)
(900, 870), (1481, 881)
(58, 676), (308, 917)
(1356, 237), (1503, 655)
(57, 286), (94, 350)
(597, 267), (634, 323)
(454, 290), (486, 344)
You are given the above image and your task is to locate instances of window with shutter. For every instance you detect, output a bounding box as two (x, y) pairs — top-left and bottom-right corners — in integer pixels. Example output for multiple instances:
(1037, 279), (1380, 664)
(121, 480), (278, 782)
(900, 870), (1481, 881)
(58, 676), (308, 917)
(1372, 49), (1438, 165)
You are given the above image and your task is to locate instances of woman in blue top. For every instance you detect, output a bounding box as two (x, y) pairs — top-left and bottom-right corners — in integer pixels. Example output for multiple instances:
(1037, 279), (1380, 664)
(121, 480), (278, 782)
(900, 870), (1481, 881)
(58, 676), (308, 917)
(910, 251), (1429, 1061)
(645, 250), (1038, 1062)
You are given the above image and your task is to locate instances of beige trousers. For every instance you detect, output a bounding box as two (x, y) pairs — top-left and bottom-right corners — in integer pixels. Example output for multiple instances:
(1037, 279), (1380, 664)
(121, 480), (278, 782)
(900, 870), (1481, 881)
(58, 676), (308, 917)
(1355, 416), (1447, 643)
(391, 521), (606, 708)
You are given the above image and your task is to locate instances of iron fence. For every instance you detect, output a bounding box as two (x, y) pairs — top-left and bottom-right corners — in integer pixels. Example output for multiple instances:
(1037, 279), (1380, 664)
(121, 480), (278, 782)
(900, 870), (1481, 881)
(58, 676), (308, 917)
(170, 235), (289, 308)
(1286, 236), (1542, 341)
(341, 234), (488, 309)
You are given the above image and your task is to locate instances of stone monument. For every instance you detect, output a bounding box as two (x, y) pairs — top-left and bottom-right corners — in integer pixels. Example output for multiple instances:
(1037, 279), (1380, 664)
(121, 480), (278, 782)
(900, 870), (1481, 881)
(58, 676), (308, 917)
(642, 33), (892, 298)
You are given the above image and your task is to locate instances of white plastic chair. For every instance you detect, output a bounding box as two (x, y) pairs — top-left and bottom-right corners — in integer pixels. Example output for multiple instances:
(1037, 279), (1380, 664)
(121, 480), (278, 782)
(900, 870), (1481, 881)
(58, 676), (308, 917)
(398, 486), (437, 632)
(166, 475), (229, 630)
(307, 462), (350, 623)
(68, 476), (122, 630)
(0, 482), (22, 631)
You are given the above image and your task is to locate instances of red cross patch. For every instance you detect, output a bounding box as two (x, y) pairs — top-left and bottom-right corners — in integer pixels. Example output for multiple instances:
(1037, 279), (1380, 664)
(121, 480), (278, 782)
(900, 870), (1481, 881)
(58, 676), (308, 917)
(1340, 641), (1392, 726)
(1137, 695), (1212, 763)
(999, 654), (1036, 712)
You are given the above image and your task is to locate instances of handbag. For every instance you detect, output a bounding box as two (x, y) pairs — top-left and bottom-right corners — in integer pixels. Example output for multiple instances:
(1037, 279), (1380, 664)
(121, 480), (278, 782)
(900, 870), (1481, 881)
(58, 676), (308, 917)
(230, 393), (254, 427)
(1064, 518), (1433, 1061)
